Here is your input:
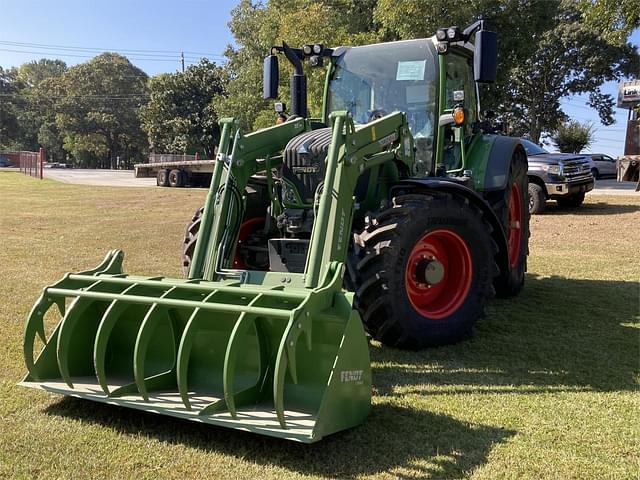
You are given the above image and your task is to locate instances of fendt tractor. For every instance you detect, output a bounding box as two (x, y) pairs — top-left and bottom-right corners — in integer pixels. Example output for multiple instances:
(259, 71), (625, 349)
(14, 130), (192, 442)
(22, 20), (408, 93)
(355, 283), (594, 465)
(21, 22), (529, 443)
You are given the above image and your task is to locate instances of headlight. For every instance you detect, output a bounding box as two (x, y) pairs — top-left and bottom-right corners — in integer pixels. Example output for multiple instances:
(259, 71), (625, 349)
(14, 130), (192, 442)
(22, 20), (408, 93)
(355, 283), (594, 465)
(544, 165), (562, 175)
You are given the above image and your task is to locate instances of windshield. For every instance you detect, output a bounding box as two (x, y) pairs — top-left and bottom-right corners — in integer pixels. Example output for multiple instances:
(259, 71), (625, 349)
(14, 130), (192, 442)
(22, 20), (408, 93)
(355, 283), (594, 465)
(521, 139), (548, 156)
(327, 40), (437, 169)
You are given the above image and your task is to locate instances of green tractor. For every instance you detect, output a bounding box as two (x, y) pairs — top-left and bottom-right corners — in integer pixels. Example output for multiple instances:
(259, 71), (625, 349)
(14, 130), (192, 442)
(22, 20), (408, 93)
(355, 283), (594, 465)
(21, 22), (529, 443)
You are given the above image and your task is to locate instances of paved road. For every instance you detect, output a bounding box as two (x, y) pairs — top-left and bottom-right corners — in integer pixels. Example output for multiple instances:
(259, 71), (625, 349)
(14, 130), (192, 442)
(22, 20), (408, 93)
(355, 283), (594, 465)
(590, 178), (638, 196)
(36, 168), (640, 194)
(44, 168), (157, 187)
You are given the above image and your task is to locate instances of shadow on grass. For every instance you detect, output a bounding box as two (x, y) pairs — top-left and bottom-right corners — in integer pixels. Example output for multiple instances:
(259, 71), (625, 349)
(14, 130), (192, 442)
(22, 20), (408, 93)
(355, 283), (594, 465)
(45, 398), (513, 479)
(373, 275), (639, 397)
(540, 201), (640, 215)
(40, 275), (635, 478)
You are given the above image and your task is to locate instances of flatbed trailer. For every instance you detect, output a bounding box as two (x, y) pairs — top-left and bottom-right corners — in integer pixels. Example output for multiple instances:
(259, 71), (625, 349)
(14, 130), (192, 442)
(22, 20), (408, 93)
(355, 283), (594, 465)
(134, 154), (215, 187)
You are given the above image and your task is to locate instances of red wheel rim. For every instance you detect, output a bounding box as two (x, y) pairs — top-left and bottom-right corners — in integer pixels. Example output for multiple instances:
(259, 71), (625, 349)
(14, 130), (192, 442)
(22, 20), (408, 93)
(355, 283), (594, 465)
(404, 229), (473, 319)
(507, 183), (523, 268)
(233, 217), (265, 269)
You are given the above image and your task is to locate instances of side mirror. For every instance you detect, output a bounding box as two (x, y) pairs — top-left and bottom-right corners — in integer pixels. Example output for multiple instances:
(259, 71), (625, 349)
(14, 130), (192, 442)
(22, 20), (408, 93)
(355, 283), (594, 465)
(474, 30), (497, 83)
(263, 55), (279, 100)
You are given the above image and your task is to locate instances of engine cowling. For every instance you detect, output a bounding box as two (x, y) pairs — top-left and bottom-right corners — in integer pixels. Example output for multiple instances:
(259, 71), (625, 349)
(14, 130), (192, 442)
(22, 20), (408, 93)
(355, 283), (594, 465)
(283, 128), (332, 204)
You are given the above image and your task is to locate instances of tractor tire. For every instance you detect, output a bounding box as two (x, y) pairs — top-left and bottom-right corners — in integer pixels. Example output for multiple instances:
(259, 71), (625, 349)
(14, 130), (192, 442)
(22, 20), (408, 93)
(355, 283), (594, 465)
(491, 148), (530, 298)
(528, 182), (546, 215)
(556, 192), (585, 208)
(157, 169), (170, 187)
(169, 169), (185, 187)
(182, 207), (204, 276)
(348, 191), (496, 349)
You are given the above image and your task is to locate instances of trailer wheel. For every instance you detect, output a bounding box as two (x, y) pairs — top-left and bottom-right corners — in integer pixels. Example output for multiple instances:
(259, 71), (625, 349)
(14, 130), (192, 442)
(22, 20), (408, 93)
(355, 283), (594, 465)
(157, 169), (170, 187)
(492, 148), (530, 298)
(169, 169), (185, 187)
(349, 191), (495, 349)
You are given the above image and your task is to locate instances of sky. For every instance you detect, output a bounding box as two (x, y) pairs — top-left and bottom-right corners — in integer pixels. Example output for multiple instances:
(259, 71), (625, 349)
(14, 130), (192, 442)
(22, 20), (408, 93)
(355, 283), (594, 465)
(0, 0), (636, 158)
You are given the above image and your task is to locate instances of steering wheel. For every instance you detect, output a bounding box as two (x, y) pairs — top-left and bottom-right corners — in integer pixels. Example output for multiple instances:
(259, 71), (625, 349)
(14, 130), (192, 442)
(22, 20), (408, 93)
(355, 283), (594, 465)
(367, 109), (388, 122)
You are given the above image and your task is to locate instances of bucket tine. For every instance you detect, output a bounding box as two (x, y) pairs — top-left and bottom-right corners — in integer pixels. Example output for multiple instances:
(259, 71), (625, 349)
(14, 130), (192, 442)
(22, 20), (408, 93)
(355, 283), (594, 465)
(56, 280), (127, 388)
(93, 283), (141, 395)
(200, 317), (273, 417)
(24, 295), (60, 380)
(133, 287), (179, 401)
(133, 304), (175, 398)
(222, 294), (264, 418)
(176, 290), (219, 410)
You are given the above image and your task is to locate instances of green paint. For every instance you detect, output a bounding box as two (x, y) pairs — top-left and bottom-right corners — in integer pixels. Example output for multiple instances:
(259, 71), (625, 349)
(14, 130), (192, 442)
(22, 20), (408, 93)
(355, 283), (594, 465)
(21, 32), (515, 443)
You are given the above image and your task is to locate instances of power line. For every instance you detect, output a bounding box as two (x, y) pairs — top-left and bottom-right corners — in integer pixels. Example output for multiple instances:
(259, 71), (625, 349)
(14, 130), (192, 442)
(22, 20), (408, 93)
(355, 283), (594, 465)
(0, 40), (225, 58)
(0, 47), (190, 62)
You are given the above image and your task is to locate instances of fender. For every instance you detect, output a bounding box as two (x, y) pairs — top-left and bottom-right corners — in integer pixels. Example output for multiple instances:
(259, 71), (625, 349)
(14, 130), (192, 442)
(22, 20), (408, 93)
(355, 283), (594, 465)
(391, 178), (509, 277)
(467, 134), (525, 191)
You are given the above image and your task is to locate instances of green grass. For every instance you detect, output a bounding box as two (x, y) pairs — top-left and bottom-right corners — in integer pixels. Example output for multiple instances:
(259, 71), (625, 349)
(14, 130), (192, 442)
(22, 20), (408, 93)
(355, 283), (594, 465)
(0, 171), (638, 479)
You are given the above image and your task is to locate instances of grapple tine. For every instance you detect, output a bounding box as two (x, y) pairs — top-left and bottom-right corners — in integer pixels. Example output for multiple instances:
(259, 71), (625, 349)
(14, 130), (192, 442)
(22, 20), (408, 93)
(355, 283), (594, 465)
(133, 287), (179, 401)
(176, 290), (219, 410)
(273, 331), (290, 429)
(56, 281), (113, 388)
(222, 294), (263, 418)
(222, 312), (253, 418)
(94, 283), (141, 395)
(24, 296), (53, 379)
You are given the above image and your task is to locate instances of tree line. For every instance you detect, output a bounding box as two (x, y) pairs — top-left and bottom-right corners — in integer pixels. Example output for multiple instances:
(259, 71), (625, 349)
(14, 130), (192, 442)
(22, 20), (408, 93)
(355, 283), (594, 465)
(0, 0), (638, 166)
(0, 55), (225, 167)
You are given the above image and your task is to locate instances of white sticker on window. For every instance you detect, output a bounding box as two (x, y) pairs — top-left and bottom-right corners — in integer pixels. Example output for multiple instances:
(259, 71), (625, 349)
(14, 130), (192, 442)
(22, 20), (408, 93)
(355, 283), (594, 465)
(396, 60), (426, 81)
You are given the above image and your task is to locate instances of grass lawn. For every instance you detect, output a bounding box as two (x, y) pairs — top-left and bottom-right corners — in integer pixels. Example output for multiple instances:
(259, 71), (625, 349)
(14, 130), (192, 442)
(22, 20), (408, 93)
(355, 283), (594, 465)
(0, 171), (638, 479)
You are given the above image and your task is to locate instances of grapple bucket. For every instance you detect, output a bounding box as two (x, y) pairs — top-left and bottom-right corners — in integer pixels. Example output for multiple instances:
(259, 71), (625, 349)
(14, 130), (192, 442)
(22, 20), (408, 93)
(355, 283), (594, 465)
(21, 250), (371, 443)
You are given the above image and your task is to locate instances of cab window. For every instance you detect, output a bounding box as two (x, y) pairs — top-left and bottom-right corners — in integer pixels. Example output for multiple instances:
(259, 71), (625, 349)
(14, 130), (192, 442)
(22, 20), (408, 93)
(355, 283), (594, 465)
(444, 53), (477, 127)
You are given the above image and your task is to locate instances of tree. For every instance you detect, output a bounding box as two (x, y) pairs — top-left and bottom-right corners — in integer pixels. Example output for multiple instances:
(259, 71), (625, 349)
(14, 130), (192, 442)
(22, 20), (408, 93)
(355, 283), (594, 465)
(140, 59), (224, 157)
(13, 59), (68, 157)
(550, 120), (594, 153)
(55, 53), (148, 168)
(374, 0), (639, 142)
(0, 67), (21, 148)
(16, 59), (67, 88)
(219, 0), (639, 142)
(579, 0), (640, 43)
(214, 0), (380, 131)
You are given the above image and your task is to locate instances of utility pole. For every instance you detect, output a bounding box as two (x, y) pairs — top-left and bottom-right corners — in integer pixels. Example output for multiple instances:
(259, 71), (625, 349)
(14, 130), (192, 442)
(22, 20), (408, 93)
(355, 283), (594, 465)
(181, 52), (185, 73)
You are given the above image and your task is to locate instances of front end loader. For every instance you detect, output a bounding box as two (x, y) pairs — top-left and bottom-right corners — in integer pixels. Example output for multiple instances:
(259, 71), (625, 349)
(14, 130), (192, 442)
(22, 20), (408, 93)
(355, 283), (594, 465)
(21, 22), (529, 442)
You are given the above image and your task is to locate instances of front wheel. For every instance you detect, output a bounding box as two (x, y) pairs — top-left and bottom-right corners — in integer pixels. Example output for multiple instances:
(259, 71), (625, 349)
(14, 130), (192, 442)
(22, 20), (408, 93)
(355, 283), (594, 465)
(528, 182), (546, 215)
(349, 192), (496, 349)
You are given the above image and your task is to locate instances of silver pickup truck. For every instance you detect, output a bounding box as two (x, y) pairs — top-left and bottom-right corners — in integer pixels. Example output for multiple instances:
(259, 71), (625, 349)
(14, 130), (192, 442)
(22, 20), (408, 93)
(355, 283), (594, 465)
(521, 139), (594, 214)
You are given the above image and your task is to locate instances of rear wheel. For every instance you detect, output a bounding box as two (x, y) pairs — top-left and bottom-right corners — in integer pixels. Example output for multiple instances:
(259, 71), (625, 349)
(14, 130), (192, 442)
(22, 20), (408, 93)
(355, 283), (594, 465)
(349, 192), (496, 349)
(528, 182), (546, 215)
(556, 192), (585, 208)
(493, 148), (530, 297)
(157, 169), (169, 187)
